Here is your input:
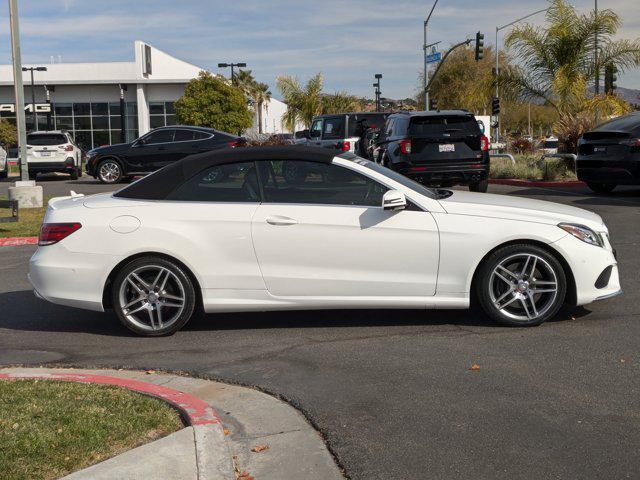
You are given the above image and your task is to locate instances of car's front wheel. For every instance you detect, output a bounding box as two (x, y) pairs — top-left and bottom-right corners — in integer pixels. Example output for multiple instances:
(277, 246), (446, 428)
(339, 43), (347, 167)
(112, 256), (197, 336)
(97, 159), (123, 184)
(586, 182), (616, 194)
(475, 244), (566, 327)
(469, 178), (489, 192)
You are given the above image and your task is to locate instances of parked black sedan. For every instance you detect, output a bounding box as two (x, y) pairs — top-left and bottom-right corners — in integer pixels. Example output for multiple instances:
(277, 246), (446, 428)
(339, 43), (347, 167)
(577, 113), (640, 193)
(86, 126), (244, 184)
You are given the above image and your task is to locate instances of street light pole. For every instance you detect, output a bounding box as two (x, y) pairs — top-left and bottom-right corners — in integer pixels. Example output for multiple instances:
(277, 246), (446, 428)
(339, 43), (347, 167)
(217, 62), (247, 84)
(373, 74), (382, 112)
(21, 66), (47, 131)
(494, 7), (548, 142)
(423, 0), (439, 111)
(8, 0), (28, 181)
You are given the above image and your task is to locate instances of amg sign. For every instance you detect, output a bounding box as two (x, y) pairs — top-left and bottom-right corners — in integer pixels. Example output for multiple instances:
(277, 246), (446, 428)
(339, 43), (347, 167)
(0, 103), (51, 113)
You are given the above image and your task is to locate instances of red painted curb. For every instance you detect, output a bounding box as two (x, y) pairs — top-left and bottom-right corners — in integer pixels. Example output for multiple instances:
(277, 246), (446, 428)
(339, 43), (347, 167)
(0, 237), (38, 247)
(490, 179), (586, 188)
(0, 372), (220, 426)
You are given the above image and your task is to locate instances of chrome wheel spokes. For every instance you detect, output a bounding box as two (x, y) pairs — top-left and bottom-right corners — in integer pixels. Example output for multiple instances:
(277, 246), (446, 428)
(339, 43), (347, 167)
(118, 265), (185, 332)
(99, 162), (120, 182)
(489, 253), (558, 321)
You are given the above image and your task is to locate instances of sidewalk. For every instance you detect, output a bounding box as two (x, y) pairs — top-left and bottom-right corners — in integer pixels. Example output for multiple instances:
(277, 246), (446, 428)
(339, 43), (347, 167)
(0, 367), (344, 480)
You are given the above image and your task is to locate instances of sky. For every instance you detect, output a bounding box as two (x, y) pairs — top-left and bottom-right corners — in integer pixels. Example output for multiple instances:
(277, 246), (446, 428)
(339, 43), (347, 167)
(0, 0), (638, 100)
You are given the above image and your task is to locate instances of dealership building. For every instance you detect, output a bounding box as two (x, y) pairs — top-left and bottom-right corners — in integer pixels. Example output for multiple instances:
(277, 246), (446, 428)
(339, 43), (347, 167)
(0, 41), (290, 150)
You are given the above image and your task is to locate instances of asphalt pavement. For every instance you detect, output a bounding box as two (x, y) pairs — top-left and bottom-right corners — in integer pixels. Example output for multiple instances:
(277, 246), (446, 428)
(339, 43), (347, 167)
(1, 178), (639, 480)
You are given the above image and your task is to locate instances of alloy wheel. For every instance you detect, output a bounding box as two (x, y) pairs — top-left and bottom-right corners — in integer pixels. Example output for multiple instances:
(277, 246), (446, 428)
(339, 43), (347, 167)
(118, 265), (186, 332)
(99, 161), (121, 183)
(489, 253), (559, 322)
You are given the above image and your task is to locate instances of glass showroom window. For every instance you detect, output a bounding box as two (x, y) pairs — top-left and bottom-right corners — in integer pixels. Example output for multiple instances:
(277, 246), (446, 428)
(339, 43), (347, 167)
(149, 101), (176, 129)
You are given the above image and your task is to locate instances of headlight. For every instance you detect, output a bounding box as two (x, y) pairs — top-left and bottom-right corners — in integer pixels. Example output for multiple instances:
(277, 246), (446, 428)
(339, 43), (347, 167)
(558, 223), (604, 247)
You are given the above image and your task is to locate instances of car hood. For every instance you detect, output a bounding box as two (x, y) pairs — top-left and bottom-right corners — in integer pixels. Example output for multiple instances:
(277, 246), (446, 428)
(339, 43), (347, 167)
(438, 190), (605, 230)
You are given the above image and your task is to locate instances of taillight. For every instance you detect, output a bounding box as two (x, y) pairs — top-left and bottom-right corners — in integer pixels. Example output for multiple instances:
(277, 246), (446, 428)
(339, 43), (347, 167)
(38, 223), (82, 246)
(399, 139), (412, 154)
(480, 135), (489, 151)
(228, 140), (242, 148)
(58, 144), (74, 152)
(341, 141), (351, 152)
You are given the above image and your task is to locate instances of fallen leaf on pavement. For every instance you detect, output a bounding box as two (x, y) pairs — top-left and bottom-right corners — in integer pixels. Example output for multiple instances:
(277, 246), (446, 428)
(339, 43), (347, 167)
(223, 428), (230, 436)
(145, 370), (156, 374)
(251, 444), (269, 453)
(470, 364), (481, 371)
(620, 358), (626, 363)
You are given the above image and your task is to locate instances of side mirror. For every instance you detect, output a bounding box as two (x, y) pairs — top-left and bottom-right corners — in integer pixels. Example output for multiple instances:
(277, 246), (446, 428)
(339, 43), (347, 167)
(382, 190), (407, 211)
(134, 138), (146, 147)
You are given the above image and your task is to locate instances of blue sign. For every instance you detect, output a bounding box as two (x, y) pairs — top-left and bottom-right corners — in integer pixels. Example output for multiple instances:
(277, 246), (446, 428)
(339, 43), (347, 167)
(426, 52), (441, 63)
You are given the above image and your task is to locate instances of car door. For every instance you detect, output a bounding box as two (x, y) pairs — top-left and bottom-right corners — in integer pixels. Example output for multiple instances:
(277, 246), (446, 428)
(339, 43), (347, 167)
(126, 129), (176, 171)
(251, 160), (439, 298)
(319, 115), (345, 150)
(307, 118), (323, 147)
(171, 128), (207, 161)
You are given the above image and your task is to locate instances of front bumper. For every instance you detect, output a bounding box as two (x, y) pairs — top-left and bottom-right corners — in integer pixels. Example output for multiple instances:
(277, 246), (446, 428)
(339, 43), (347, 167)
(551, 233), (621, 306)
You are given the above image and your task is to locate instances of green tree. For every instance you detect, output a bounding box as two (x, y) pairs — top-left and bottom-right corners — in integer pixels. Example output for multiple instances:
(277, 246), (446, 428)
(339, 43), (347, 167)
(277, 73), (324, 130)
(321, 92), (362, 114)
(0, 120), (17, 147)
(230, 70), (273, 134)
(502, 0), (640, 150)
(174, 71), (253, 133)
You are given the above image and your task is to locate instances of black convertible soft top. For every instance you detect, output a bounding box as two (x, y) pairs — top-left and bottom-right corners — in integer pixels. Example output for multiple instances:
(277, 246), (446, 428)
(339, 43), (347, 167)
(114, 146), (336, 200)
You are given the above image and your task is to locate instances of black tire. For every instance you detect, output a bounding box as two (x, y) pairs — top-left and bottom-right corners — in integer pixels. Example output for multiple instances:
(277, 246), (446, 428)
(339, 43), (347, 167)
(474, 244), (567, 327)
(70, 167), (79, 180)
(586, 182), (616, 194)
(112, 256), (197, 336)
(97, 158), (123, 184)
(0, 169), (7, 180)
(28, 171), (37, 180)
(469, 178), (489, 192)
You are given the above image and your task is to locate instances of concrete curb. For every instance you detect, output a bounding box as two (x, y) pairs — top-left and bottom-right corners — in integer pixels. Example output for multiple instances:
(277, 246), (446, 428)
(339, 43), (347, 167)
(0, 371), (235, 480)
(490, 178), (586, 188)
(0, 236), (38, 247)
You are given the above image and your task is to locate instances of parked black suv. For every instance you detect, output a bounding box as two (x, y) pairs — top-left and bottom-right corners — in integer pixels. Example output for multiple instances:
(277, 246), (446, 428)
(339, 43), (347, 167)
(577, 112), (640, 193)
(86, 126), (243, 184)
(374, 110), (490, 192)
(296, 112), (388, 158)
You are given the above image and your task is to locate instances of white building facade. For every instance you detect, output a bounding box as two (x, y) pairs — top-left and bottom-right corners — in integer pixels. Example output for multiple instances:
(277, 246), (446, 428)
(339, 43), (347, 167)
(0, 41), (290, 150)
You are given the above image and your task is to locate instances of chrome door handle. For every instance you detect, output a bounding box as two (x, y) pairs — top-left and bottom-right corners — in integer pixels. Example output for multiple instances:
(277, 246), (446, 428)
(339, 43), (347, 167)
(266, 216), (298, 226)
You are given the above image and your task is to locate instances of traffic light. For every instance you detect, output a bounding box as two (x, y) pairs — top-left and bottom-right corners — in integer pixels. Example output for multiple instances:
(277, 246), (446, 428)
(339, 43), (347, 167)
(604, 63), (618, 94)
(475, 31), (484, 61)
(429, 98), (438, 110)
(492, 97), (500, 115)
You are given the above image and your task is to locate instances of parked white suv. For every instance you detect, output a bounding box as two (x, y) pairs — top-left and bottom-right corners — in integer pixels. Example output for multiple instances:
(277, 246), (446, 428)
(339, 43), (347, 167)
(27, 131), (82, 180)
(0, 143), (7, 180)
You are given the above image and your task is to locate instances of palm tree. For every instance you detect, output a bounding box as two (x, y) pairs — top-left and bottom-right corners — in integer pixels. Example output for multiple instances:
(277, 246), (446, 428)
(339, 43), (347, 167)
(321, 92), (362, 114)
(502, 0), (640, 150)
(253, 82), (272, 134)
(277, 73), (324, 131)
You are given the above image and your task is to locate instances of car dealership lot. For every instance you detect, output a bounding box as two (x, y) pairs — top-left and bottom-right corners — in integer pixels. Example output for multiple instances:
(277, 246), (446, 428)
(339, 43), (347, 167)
(1, 182), (639, 479)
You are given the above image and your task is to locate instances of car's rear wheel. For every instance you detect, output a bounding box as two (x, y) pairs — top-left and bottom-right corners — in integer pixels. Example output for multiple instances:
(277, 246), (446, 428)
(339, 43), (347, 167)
(469, 178), (489, 192)
(70, 167), (80, 180)
(475, 244), (566, 327)
(586, 182), (616, 194)
(97, 159), (123, 184)
(112, 257), (197, 336)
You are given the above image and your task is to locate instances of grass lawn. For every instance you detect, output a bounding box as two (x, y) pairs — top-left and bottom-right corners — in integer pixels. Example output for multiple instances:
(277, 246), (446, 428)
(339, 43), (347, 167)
(0, 379), (184, 480)
(0, 196), (47, 238)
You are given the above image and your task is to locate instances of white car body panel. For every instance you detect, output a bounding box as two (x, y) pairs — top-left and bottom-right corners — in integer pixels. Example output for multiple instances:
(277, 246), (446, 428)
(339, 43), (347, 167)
(29, 155), (621, 318)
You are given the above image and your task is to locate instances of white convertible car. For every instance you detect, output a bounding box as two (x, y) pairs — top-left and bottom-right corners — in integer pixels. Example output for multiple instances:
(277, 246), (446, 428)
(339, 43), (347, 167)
(29, 147), (621, 336)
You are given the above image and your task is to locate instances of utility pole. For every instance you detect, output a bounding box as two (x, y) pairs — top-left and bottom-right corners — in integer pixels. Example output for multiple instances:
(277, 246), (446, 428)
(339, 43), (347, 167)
(9, 0), (28, 182)
(594, 0), (599, 95)
(22, 66), (47, 131)
(373, 74), (382, 111)
(218, 62), (246, 84)
(423, 0), (439, 110)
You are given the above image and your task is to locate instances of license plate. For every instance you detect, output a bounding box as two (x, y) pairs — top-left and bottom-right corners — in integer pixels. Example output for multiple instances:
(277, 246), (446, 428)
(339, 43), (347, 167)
(594, 147), (606, 153)
(439, 144), (455, 152)
(40, 151), (51, 157)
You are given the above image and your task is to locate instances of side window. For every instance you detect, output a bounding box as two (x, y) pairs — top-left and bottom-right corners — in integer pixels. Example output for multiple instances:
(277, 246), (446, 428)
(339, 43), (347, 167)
(166, 162), (259, 202)
(193, 131), (211, 140)
(259, 160), (387, 207)
(309, 119), (323, 139)
(385, 119), (395, 136)
(144, 129), (175, 144)
(173, 129), (196, 142)
(322, 117), (345, 139)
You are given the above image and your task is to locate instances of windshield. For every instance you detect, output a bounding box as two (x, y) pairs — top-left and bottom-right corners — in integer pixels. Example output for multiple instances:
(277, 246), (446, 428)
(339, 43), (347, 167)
(27, 134), (67, 146)
(408, 115), (480, 137)
(339, 153), (437, 199)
